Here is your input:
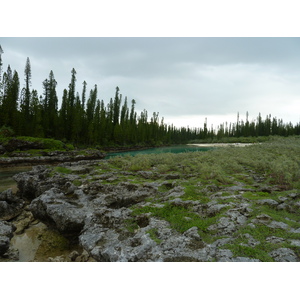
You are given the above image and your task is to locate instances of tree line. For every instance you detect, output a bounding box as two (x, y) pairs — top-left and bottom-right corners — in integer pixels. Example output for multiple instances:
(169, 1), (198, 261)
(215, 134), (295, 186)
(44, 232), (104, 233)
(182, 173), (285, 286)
(0, 45), (299, 147)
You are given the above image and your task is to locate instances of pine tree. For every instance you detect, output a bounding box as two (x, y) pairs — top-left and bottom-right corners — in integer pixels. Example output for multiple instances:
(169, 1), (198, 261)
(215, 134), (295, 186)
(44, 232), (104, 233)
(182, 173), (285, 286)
(67, 68), (77, 140)
(113, 86), (121, 125)
(30, 89), (43, 136)
(1, 66), (19, 130)
(86, 85), (97, 144)
(58, 89), (68, 139)
(0, 45), (4, 105)
(23, 57), (31, 119)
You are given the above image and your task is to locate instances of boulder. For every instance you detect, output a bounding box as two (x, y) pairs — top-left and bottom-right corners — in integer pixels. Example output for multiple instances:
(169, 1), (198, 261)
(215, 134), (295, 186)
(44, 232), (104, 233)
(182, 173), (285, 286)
(269, 248), (298, 262)
(0, 189), (24, 220)
(0, 220), (15, 256)
(257, 199), (279, 207)
(29, 188), (89, 235)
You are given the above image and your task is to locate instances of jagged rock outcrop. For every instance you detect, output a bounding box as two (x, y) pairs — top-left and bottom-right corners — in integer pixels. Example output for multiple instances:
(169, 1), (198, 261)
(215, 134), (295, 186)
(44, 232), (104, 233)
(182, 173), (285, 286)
(2, 160), (300, 262)
(0, 188), (24, 221)
(0, 220), (15, 255)
(0, 150), (105, 166)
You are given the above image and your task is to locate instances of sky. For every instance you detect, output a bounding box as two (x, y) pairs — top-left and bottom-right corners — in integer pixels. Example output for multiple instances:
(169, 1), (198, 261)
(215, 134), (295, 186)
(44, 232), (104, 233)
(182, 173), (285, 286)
(1, 37), (300, 129)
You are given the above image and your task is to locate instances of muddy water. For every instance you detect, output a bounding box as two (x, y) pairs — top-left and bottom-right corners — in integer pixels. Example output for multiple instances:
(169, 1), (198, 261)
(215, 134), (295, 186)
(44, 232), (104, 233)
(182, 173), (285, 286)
(10, 221), (81, 262)
(11, 223), (46, 261)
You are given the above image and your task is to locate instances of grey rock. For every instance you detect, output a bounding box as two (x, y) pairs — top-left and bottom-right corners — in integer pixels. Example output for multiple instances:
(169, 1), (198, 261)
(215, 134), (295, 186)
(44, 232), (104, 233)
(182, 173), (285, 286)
(276, 203), (289, 210)
(267, 221), (289, 230)
(288, 193), (299, 199)
(226, 185), (254, 192)
(29, 188), (89, 234)
(290, 228), (300, 234)
(202, 184), (219, 194)
(0, 220), (15, 256)
(208, 217), (236, 235)
(137, 171), (154, 179)
(252, 214), (272, 225)
(0, 189), (24, 221)
(241, 234), (260, 247)
(211, 238), (232, 248)
(184, 226), (201, 240)
(289, 240), (300, 247)
(269, 248), (298, 262)
(232, 257), (261, 262)
(266, 236), (285, 244)
(278, 196), (288, 203)
(165, 174), (180, 180)
(165, 186), (185, 199)
(257, 199), (279, 207)
(8, 160), (299, 262)
(206, 204), (230, 216)
(215, 249), (234, 262)
(226, 210), (248, 225)
(294, 201), (300, 208)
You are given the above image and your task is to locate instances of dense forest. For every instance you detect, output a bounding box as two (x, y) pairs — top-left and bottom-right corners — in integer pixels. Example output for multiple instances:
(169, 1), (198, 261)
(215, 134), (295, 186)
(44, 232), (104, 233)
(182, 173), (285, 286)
(0, 45), (299, 147)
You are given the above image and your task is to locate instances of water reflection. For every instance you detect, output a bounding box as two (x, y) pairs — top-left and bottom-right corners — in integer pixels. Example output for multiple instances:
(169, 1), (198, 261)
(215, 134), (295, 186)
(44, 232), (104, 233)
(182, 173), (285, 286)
(0, 166), (32, 192)
(11, 223), (45, 262)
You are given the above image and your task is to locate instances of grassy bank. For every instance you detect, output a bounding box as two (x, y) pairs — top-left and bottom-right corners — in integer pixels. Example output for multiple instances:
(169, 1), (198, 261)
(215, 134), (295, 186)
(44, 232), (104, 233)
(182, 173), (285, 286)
(108, 136), (300, 189)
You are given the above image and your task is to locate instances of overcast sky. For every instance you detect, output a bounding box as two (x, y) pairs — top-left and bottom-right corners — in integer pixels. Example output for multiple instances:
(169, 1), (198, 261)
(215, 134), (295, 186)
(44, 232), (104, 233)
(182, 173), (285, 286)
(1, 37), (300, 129)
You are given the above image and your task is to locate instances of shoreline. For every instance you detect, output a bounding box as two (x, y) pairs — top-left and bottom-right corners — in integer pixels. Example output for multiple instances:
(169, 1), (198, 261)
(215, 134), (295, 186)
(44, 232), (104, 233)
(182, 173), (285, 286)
(187, 143), (255, 147)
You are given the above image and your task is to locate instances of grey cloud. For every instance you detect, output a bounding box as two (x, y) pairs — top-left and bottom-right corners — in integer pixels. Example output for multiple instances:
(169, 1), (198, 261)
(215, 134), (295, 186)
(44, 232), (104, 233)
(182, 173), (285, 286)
(1, 37), (300, 127)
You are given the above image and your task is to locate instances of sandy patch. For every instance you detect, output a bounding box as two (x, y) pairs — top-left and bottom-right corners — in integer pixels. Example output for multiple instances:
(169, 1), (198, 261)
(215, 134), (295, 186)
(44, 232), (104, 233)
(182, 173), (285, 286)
(187, 143), (255, 147)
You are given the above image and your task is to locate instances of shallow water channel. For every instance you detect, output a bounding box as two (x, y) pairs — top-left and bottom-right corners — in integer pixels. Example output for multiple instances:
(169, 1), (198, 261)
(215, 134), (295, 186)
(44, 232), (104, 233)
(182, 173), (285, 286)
(105, 144), (213, 158)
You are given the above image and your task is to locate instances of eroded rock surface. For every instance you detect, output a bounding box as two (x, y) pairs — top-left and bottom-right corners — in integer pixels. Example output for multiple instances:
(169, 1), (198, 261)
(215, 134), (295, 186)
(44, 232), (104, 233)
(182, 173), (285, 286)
(1, 160), (300, 262)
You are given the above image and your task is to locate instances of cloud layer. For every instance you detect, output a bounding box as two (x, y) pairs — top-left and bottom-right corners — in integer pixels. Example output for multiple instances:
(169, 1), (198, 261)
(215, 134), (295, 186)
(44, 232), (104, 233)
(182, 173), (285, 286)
(1, 37), (300, 128)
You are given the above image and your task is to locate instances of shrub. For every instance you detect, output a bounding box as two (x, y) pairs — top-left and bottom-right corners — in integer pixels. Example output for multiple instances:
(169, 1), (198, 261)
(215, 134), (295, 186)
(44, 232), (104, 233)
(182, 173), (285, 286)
(0, 126), (15, 137)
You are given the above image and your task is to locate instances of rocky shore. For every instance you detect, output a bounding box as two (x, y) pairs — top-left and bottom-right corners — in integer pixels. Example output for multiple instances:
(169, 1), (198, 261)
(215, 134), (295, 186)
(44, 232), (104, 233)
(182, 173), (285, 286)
(0, 150), (105, 167)
(1, 154), (299, 262)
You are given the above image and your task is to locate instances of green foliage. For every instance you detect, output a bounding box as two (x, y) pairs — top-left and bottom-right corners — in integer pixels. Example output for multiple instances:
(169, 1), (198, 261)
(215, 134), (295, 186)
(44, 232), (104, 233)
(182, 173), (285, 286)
(0, 125), (15, 137)
(106, 137), (300, 190)
(73, 179), (82, 186)
(147, 228), (162, 244)
(224, 221), (300, 261)
(226, 244), (274, 262)
(125, 219), (139, 233)
(132, 203), (218, 235)
(54, 166), (72, 174)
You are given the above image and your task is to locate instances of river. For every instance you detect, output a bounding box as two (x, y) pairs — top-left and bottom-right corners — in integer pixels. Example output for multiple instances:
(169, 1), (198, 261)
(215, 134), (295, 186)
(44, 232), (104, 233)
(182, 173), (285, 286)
(105, 144), (214, 159)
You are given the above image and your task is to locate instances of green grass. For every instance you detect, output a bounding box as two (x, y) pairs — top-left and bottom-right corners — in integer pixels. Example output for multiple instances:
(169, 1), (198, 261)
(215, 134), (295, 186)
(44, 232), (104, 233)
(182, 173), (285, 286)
(54, 166), (72, 174)
(73, 179), (82, 186)
(131, 203), (219, 239)
(242, 191), (272, 200)
(225, 244), (274, 261)
(223, 223), (300, 261)
(146, 228), (162, 244)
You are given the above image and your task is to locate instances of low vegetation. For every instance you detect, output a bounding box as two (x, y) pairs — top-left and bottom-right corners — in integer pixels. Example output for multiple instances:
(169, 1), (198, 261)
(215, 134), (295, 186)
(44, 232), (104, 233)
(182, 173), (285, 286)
(107, 136), (300, 189)
(101, 136), (300, 260)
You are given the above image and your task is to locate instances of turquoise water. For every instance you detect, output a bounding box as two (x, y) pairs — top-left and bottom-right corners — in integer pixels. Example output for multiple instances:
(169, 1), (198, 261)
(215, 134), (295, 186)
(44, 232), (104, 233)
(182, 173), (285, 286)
(106, 145), (214, 159)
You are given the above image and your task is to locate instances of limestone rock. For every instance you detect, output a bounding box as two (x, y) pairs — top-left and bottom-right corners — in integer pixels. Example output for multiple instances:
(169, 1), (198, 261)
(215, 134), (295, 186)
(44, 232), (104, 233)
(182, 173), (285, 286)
(0, 220), (15, 256)
(269, 248), (297, 262)
(0, 189), (24, 220)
